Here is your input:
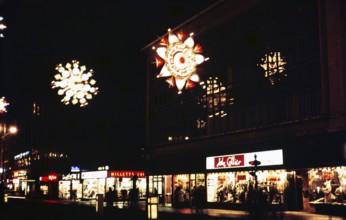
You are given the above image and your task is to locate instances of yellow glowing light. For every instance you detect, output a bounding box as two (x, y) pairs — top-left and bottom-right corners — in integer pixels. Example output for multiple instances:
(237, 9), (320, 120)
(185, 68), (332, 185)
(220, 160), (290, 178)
(258, 51), (287, 85)
(198, 77), (233, 118)
(51, 60), (99, 107)
(154, 28), (208, 94)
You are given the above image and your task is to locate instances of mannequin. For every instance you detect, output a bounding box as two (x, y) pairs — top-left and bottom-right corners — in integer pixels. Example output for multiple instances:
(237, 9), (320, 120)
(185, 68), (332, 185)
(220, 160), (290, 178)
(322, 179), (332, 203)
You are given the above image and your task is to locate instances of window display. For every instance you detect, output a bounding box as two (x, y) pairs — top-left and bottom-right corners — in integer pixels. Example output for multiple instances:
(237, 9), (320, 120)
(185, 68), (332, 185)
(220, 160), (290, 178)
(206, 170), (287, 204)
(308, 166), (346, 204)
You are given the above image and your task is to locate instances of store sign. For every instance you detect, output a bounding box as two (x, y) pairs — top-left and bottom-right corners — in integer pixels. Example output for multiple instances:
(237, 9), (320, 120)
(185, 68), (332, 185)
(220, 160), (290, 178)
(108, 170), (145, 178)
(13, 170), (27, 177)
(40, 173), (58, 182)
(71, 166), (80, 172)
(62, 173), (80, 180)
(206, 149), (283, 170)
(81, 171), (107, 179)
(14, 151), (30, 160)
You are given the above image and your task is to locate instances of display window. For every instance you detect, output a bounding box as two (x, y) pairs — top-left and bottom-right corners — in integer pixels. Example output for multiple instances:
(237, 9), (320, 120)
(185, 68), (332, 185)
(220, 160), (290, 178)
(173, 174), (190, 205)
(82, 178), (105, 199)
(149, 175), (173, 205)
(206, 170), (287, 204)
(72, 180), (82, 199)
(308, 166), (346, 204)
(59, 180), (70, 199)
(40, 185), (48, 195)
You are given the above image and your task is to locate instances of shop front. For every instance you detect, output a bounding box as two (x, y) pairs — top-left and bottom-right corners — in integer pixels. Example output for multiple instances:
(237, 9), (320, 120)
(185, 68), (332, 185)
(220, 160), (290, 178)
(10, 169), (35, 197)
(304, 166), (346, 215)
(39, 173), (59, 199)
(81, 170), (107, 200)
(206, 149), (291, 209)
(58, 172), (82, 200)
(107, 170), (146, 200)
(148, 173), (205, 207)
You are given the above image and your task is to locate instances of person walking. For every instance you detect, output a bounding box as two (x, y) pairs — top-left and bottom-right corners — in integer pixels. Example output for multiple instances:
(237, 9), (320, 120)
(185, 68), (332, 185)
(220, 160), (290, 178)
(105, 187), (113, 207)
(194, 185), (205, 215)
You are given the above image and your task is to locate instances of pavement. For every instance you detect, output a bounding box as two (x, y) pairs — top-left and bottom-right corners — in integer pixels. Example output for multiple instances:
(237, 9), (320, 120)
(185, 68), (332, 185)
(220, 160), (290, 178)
(4, 196), (346, 220)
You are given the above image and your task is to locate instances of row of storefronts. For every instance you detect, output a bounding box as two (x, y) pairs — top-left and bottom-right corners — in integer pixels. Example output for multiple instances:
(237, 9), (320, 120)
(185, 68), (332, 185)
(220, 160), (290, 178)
(4, 147), (346, 214)
(148, 166), (346, 207)
(58, 170), (146, 201)
(146, 141), (346, 213)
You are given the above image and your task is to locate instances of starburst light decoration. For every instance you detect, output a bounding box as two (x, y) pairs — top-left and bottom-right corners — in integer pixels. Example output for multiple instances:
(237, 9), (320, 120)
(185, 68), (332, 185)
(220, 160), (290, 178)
(258, 51), (287, 85)
(153, 28), (208, 94)
(51, 60), (99, 107)
(0, 97), (9, 113)
(0, 16), (7, 38)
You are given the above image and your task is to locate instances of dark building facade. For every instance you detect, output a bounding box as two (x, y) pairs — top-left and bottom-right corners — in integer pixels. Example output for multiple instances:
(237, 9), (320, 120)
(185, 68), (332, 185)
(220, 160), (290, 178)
(142, 0), (346, 214)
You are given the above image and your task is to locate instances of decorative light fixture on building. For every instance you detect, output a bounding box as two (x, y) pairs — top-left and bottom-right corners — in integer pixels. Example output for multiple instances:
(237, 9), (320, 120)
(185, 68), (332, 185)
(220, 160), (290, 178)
(153, 28), (208, 94)
(0, 16), (7, 38)
(198, 77), (234, 118)
(258, 51), (287, 85)
(0, 97), (9, 113)
(51, 60), (99, 107)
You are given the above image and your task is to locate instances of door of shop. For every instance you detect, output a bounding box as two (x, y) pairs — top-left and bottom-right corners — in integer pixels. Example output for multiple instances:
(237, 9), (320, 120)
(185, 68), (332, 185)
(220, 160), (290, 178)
(153, 176), (165, 206)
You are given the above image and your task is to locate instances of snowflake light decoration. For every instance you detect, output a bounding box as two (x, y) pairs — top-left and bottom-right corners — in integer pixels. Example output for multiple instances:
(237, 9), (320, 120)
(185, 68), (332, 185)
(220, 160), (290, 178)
(258, 51), (287, 85)
(0, 97), (9, 113)
(0, 16), (7, 38)
(153, 28), (208, 94)
(51, 60), (99, 107)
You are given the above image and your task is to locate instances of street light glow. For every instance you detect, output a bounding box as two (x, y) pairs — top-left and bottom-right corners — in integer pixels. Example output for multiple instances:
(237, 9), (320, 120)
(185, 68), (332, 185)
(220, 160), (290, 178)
(51, 60), (99, 107)
(8, 126), (18, 134)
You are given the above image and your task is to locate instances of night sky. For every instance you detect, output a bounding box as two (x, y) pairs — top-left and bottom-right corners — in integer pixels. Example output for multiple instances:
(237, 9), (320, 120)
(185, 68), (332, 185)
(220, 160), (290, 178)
(0, 0), (216, 169)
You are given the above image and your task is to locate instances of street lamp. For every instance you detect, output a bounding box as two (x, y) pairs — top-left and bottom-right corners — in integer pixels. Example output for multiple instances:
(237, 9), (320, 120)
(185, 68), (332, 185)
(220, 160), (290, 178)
(249, 154), (261, 191)
(0, 124), (17, 204)
(0, 124), (18, 183)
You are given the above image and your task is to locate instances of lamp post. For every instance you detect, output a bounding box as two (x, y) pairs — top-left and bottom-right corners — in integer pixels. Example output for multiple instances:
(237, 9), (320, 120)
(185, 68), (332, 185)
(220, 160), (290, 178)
(249, 154), (261, 191)
(0, 124), (17, 203)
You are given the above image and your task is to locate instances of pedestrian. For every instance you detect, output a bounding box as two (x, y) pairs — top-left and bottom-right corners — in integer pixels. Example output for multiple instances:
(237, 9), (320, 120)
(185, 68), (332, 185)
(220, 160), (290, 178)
(105, 187), (113, 207)
(110, 187), (118, 206)
(194, 185), (205, 215)
(121, 188), (127, 205)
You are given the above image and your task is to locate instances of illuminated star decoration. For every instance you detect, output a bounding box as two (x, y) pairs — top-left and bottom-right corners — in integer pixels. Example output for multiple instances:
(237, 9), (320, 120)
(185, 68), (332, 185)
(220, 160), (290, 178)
(0, 16), (7, 38)
(154, 28), (208, 94)
(258, 51), (287, 85)
(51, 60), (99, 107)
(0, 97), (9, 113)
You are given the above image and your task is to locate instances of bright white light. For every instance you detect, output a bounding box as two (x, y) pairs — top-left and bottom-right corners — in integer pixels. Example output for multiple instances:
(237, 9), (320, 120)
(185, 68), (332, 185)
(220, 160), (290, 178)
(154, 28), (207, 93)
(0, 97), (9, 113)
(51, 60), (99, 107)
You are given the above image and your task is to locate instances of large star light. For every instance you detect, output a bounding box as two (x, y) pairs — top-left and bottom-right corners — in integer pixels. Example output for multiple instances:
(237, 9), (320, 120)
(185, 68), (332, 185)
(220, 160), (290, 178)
(51, 60), (99, 107)
(0, 97), (9, 113)
(154, 28), (208, 94)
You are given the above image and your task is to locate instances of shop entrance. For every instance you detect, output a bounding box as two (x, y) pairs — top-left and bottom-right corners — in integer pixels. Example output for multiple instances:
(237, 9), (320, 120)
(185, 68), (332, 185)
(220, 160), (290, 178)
(152, 176), (165, 206)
